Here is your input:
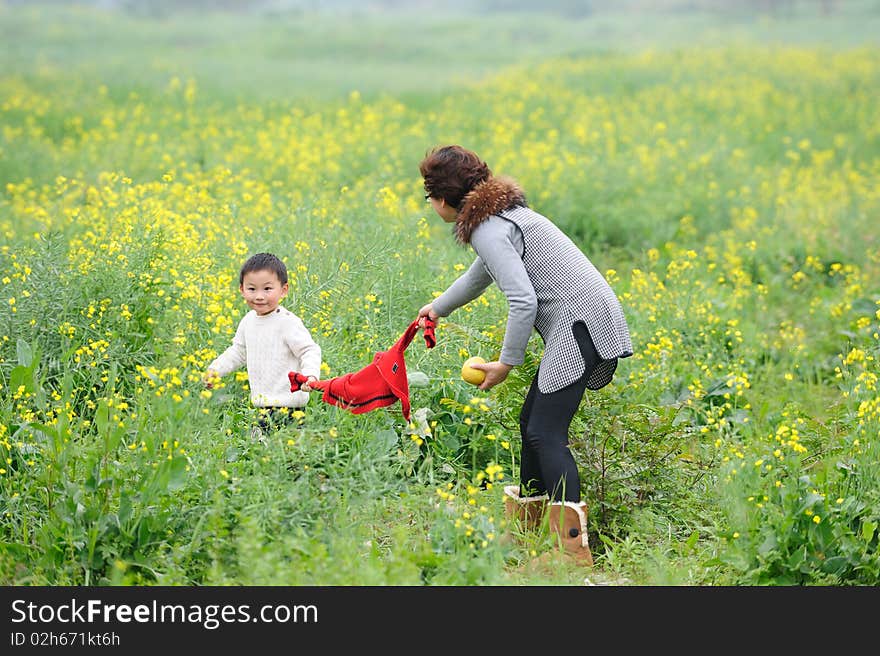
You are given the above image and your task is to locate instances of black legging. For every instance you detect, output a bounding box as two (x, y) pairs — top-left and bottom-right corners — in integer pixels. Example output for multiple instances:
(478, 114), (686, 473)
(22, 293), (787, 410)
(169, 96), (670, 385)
(518, 321), (601, 503)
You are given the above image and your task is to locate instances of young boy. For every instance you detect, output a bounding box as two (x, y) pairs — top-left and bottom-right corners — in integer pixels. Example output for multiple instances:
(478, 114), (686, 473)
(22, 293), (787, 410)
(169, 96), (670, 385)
(203, 252), (321, 435)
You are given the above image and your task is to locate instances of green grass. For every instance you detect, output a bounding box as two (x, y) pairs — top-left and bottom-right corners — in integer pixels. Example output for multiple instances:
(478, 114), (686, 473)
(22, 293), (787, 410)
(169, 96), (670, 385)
(1, 1), (879, 587)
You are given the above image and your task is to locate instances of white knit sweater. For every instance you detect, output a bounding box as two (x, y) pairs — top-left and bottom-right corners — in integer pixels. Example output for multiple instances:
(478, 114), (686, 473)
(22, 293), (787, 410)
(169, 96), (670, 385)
(208, 306), (322, 408)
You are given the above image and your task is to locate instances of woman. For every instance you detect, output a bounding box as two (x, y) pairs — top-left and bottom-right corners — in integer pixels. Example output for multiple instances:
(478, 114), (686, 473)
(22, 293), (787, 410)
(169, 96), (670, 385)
(416, 145), (633, 565)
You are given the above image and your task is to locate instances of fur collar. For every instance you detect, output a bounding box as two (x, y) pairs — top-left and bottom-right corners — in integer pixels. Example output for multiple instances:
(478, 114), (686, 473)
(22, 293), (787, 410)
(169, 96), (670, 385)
(454, 176), (527, 245)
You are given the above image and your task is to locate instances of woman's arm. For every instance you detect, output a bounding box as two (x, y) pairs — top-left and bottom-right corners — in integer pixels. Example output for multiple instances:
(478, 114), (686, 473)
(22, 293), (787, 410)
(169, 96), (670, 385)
(469, 217), (537, 368)
(429, 256), (494, 318)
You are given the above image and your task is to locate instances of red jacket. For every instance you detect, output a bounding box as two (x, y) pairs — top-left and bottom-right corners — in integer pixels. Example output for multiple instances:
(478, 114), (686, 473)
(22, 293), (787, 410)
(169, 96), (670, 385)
(289, 318), (435, 421)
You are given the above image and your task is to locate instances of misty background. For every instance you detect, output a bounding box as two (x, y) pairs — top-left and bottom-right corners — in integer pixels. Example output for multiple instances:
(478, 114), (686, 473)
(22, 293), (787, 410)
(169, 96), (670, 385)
(2, 0), (877, 106)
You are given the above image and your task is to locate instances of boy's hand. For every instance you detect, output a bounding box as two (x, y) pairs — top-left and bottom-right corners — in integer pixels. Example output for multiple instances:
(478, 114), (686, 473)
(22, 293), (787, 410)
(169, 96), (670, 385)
(299, 376), (318, 393)
(203, 370), (220, 389)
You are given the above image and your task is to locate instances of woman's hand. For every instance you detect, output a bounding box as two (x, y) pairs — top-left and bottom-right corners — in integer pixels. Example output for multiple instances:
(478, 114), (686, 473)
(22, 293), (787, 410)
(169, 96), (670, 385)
(299, 376), (318, 393)
(471, 360), (513, 391)
(417, 303), (438, 328)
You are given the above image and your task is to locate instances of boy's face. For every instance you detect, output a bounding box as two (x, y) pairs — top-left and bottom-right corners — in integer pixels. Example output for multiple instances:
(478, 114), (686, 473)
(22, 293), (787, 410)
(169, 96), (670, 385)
(239, 269), (288, 316)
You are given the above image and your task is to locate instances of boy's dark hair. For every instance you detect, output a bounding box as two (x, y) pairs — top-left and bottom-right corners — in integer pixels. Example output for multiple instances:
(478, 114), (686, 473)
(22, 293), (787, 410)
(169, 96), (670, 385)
(239, 252), (288, 285)
(419, 145), (492, 210)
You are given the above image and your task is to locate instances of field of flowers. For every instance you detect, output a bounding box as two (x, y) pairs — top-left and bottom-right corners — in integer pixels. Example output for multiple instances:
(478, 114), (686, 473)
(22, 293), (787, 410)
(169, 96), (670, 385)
(1, 5), (879, 585)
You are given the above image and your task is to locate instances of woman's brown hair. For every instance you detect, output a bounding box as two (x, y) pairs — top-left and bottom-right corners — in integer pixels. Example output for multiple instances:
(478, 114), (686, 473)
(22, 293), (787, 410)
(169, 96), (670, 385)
(419, 145), (491, 210)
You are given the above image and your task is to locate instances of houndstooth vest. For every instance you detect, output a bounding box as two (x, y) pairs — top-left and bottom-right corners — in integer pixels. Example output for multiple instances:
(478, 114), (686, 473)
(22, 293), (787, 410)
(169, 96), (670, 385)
(497, 205), (633, 393)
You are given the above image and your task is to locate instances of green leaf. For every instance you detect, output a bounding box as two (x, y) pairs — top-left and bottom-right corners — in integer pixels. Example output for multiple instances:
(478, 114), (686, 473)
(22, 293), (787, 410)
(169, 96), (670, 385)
(703, 377), (732, 397)
(29, 422), (63, 455)
(440, 433), (460, 452)
(166, 456), (188, 491)
(407, 371), (430, 388)
(796, 493), (825, 514)
(862, 521), (877, 543)
(821, 556), (849, 575)
(758, 533), (778, 556)
(16, 338), (33, 368)
(106, 360), (118, 393)
(95, 401), (125, 453)
(118, 493), (133, 525)
(373, 429), (399, 454)
(10, 365), (30, 395)
(0, 541), (30, 556)
(95, 402), (109, 439)
(28, 422), (58, 442)
(787, 546), (806, 570)
(728, 409), (751, 425)
(137, 518), (152, 547)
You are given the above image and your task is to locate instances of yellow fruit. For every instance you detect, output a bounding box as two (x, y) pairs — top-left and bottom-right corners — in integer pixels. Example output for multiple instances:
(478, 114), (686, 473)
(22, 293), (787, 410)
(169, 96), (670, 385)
(461, 356), (487, 385)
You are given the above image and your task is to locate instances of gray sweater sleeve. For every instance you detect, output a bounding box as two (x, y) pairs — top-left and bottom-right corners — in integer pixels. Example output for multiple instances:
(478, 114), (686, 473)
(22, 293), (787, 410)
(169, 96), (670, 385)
(470, 217), (537, 366)
(433, 216), (536, 367)
(431, 257), (493, 317)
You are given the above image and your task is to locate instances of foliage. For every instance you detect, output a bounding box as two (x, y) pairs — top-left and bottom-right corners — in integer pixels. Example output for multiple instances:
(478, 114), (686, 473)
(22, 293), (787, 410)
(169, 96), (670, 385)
(1, 3), (878, 585)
